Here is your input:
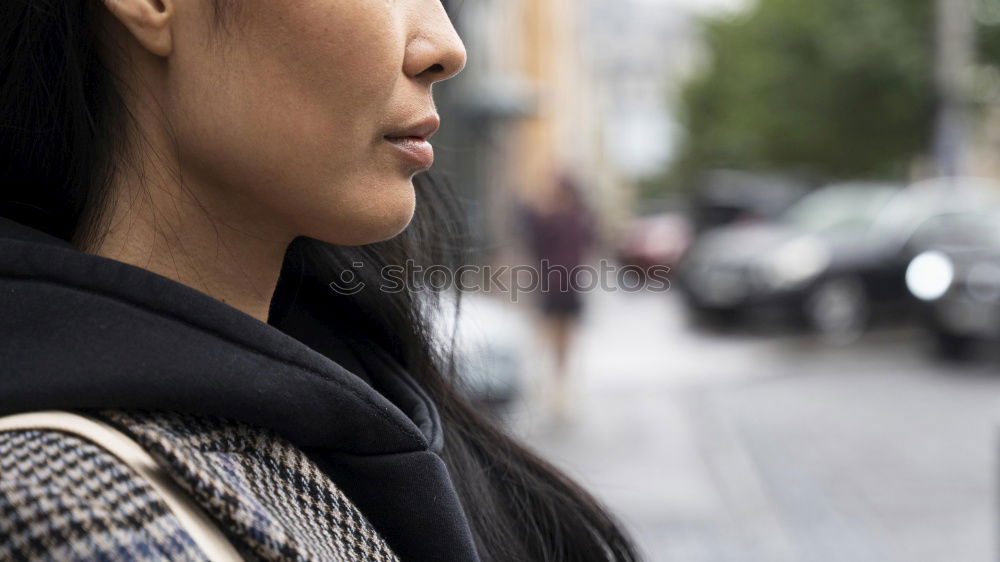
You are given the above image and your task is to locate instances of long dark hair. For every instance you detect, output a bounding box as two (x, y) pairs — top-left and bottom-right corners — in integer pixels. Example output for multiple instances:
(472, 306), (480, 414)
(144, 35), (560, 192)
(0, 2), (640, 561)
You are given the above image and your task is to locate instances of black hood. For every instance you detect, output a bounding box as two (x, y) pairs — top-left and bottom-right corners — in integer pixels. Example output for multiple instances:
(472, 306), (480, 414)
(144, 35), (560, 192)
(0, 216), (479, 561)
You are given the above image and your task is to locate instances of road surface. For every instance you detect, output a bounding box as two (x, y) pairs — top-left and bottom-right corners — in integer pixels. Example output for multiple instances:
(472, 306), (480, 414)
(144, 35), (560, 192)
(506, 289), (1000, 562)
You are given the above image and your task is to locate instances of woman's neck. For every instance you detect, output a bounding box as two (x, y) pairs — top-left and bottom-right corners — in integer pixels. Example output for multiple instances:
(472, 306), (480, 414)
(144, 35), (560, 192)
(79, 62), (299, 324)
(85, 160), (294, 324)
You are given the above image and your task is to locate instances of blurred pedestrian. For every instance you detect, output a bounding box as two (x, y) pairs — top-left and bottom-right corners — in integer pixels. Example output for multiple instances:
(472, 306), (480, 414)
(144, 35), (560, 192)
(522, 173), (597, 420)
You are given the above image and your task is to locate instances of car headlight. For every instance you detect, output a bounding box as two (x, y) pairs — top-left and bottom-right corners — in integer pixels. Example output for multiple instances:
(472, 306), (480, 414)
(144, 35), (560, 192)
(906, 251), (954, 301)
(759, 237), (831, 290)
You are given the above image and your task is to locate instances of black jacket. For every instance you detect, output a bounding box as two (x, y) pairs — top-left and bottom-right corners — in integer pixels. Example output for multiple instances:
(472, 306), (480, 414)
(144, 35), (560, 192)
(0, 216), (480, 561)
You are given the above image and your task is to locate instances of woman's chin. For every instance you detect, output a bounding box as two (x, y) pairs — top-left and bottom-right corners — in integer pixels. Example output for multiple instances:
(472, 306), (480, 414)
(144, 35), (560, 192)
(309, 204), (416, 247)
(362, 211), (416, 244)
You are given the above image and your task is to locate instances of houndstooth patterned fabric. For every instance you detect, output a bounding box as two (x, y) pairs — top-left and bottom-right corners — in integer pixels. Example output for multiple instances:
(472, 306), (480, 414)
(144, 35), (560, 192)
(0, 428), (211, 561)
(0, 410), (400, 562)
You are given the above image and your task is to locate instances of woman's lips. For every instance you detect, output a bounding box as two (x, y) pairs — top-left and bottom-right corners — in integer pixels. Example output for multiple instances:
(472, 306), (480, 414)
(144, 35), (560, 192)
(384, 136), (434, 170)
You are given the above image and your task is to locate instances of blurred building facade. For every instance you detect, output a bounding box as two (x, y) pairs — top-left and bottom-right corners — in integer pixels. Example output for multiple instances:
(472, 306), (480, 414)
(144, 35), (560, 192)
(438, 0), (619, 256)
(437, 0), (754, 256)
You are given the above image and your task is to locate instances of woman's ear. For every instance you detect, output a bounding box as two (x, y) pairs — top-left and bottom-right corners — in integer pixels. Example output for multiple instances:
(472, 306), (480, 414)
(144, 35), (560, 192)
(101, 0), (175, 57)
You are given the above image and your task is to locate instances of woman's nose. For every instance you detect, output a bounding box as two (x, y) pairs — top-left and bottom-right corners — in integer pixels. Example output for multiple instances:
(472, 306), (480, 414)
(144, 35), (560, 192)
(404, 3), (468, 84)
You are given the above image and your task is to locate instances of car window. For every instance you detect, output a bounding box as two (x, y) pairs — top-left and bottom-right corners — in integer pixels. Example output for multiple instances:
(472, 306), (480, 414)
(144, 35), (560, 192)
(909, 213), (988, 247)
(781, 186), (897, 233)
(874, 185), (1000, 245)
(871, 190), (938, 234)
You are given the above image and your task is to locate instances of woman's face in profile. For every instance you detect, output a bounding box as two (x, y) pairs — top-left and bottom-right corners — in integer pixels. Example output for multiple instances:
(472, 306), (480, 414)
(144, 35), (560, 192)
(159, 0), (466, 245)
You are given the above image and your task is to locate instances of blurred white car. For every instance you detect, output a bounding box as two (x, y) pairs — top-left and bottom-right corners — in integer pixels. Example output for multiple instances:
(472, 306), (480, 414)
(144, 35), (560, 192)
(431, 292), (532, 416)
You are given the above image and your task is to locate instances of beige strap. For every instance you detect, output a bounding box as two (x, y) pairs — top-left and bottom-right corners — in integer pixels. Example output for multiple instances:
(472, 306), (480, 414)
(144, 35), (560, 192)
(0, 411), (244, 562)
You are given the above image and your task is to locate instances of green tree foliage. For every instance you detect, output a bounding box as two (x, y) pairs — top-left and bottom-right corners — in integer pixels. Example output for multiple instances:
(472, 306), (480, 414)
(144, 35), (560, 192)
(977, 11), (1000, 65)
(670, 0), (936, 184)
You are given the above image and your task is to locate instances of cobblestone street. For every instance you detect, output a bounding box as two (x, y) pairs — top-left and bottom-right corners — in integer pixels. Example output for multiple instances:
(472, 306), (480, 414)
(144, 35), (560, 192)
(508, 290), (1000, 562)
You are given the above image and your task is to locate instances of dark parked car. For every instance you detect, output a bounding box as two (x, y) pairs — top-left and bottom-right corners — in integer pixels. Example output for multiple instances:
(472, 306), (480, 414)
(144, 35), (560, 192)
(906, 211), (1000, 359)
(678, 178), (1000, 340)
(689, 170), (809, 234)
